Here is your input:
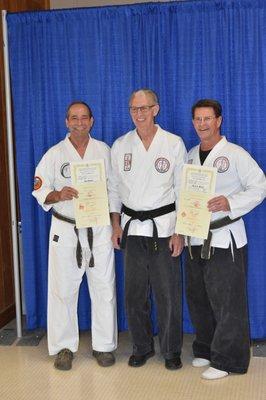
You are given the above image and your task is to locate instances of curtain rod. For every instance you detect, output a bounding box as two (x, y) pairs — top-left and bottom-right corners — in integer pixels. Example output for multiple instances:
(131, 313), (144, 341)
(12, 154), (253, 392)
(2, 10), (22, 338)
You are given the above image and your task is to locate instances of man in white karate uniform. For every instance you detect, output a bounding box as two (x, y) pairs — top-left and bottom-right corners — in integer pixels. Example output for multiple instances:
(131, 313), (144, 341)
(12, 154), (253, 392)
(185, 99), (266, 380)
(109, 89), (187, 370)
(32, 101), (117, 370)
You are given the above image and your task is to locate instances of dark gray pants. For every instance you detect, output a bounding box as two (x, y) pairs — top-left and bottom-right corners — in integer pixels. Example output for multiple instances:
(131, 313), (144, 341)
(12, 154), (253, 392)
(124, 236), (182, 360)
(185, 242), (250, 373)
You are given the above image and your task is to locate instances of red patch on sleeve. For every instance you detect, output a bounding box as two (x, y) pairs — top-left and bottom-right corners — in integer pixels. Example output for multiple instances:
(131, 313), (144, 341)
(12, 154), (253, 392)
(34, 176), (42, 190)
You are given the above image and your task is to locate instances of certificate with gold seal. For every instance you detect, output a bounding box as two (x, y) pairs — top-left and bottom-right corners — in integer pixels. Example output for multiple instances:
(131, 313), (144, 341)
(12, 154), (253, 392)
(70, 159), (110, 229)
(175, 164), (217, 239)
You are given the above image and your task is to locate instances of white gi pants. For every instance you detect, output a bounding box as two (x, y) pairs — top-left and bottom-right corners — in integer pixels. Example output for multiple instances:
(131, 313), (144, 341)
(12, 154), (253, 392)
(47, 219), (117, 355)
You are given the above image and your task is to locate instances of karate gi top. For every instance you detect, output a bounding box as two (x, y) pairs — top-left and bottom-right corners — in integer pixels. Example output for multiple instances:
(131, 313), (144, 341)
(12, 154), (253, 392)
(32, 134), (112, 246)
(109, 125), (187, 238)
(187, 136), (266, 248)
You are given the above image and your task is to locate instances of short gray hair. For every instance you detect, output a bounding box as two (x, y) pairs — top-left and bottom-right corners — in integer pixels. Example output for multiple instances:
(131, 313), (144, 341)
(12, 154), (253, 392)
(129, 88), (159, 106)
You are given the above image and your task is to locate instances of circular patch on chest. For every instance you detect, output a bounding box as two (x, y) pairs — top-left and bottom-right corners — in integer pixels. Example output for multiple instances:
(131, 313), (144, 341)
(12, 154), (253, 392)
(60, 162), (71, 178)
(213, 156), (230, 173)
(155, 157), (170, 173)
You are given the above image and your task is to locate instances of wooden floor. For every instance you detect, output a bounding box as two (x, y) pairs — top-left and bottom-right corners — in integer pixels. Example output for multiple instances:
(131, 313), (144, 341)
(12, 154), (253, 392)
(0, 330), (265, 400)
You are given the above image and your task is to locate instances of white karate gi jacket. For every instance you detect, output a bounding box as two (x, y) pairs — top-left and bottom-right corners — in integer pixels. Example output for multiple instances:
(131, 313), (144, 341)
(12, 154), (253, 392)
(187, 136), (266, 248)
(32, 134), (112, 246)
(109, 125), (187, 238)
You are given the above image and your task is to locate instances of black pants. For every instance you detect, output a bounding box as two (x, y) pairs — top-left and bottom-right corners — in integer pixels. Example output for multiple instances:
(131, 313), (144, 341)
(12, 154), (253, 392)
(124, 236), (182, 360)
(185, 242), (250, 373)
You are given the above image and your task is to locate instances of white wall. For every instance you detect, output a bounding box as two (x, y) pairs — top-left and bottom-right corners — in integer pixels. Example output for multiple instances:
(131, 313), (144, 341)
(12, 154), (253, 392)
(50, 0), (178, 9)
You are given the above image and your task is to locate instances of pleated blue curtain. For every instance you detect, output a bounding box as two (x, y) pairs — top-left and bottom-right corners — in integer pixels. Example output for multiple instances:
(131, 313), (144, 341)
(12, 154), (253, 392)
(7, 0), (266, 338)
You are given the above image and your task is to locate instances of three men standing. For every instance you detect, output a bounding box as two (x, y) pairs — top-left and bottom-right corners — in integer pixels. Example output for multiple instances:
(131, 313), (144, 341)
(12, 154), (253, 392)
(33, 95), (265, 379)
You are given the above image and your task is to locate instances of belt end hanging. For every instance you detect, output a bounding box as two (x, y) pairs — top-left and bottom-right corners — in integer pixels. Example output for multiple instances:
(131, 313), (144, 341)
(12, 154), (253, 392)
(89, 254), (95, 268)
(201, 231), (212, 260)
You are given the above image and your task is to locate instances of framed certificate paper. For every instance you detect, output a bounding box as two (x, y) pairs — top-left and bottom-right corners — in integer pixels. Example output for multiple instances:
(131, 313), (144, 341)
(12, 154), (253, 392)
(70, 159), (110, 229)
(175, 164), (217, 239)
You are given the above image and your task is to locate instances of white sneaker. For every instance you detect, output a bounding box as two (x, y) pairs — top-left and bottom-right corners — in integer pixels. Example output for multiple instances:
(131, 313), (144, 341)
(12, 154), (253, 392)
(192, 358), (210, 367)
(201, 367), (229, 380)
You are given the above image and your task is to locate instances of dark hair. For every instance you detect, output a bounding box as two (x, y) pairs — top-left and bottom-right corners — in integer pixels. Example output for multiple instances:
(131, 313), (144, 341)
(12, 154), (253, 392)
(191, 99), (222, 118)
(66, 101), (93, 119)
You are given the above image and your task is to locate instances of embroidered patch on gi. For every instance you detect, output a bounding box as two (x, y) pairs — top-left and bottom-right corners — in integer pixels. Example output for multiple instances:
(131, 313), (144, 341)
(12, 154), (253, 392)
(53, 235), (59, 242)
(155, 157), (170, 173)
(188, 159), (193, 164)
(60, 162), (71, 178)
(34, 176), (42, 190)
(124, 153), (132, 171)
(213, 156), (230, 173)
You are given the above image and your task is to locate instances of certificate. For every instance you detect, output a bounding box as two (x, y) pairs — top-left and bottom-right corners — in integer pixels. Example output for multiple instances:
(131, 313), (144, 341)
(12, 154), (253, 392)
(175, 164), (217, 239)
(70, 159), (110, 229)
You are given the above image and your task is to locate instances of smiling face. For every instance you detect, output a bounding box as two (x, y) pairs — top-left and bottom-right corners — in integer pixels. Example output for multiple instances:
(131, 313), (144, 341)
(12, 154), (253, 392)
(192, 107), (222, 149)
(66, 103), (94, 140)
(129, 91), (160, 131)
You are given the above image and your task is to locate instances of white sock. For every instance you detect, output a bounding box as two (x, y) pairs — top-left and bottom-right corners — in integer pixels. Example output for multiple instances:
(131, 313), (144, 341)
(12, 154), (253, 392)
(192, 358), (210, 367)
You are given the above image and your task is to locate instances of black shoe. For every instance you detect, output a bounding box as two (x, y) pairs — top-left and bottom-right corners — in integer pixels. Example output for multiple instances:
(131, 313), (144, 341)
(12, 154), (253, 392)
(165, 357), (182, 370)
(128, 350), (155, 367)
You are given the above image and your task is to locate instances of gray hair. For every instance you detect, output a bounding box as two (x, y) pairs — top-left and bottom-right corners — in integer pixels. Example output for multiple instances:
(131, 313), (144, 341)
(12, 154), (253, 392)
(129, 89), (159, 106)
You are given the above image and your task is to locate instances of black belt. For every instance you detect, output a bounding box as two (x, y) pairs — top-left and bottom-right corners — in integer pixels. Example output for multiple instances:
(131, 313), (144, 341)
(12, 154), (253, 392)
(120, 202), (176, 251)
(188, 216), (241, 260)
(52, 210), (94, 268)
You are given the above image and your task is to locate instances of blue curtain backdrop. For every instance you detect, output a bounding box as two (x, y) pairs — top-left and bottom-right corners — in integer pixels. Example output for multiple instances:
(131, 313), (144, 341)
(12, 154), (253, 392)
(6, 0), (266, 338)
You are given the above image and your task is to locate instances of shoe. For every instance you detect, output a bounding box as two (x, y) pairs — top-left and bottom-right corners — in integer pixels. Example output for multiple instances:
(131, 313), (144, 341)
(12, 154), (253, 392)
(128, 350), (155, 367)
(201, 367), (229, 380)
(92, 351), (115, 367)
(192, 358), (210, 367)
(165, 357), (182, 370)
(54, 348), (73, 371)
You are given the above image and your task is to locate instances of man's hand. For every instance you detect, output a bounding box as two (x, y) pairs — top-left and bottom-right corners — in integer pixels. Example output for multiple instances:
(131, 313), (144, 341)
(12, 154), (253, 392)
(111, 225), (123, 249)
(207, 195), (230, 212)
(45, 187), (78, 204)
(169, 233), (184, 257)
(111, 212), (123, 249)
(58, 186), (79, 201)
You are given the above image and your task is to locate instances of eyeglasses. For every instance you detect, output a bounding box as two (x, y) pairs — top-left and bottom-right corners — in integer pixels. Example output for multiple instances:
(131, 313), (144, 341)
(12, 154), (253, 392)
(193, 116), (217, 123)
(68, 116), (90, 122)
(129, 105), (156, 113)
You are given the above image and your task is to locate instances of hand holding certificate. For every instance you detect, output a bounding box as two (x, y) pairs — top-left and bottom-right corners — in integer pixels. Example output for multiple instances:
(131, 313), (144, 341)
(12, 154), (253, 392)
(70, 159), (110, 229)
(175, 164), (217, 239)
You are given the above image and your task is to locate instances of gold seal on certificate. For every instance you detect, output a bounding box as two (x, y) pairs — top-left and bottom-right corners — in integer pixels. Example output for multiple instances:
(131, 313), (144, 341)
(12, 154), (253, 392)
(70, 159), (110, 229)
(175, 164), (217, 239)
